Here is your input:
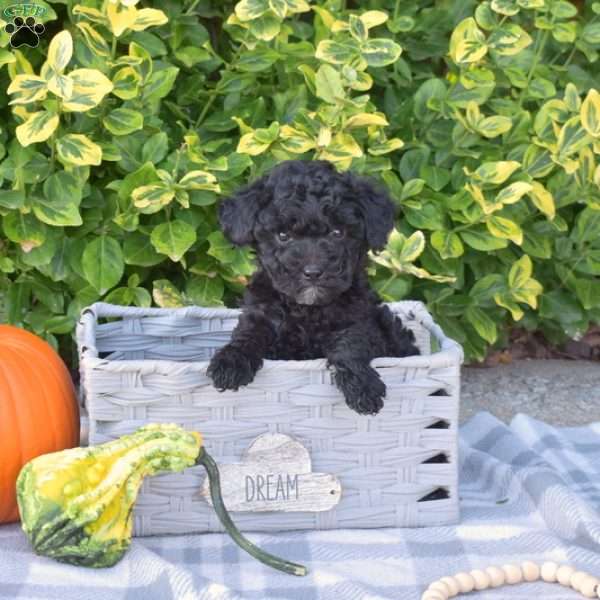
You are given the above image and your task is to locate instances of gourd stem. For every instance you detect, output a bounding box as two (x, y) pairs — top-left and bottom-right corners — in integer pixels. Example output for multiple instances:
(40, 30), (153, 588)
(196, 449), (307, 577)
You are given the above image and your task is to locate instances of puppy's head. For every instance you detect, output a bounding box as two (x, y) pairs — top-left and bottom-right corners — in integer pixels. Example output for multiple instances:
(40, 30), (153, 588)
(218, 159), (395, 305)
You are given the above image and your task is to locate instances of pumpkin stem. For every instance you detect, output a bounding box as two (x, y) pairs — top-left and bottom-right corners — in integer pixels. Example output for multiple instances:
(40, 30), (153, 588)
(195, 449), (307, 577)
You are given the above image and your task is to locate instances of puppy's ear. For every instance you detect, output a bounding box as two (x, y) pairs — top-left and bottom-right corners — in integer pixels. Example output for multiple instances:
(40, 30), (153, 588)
(218, 175), (268, 246)
(346, 172), (396, 251)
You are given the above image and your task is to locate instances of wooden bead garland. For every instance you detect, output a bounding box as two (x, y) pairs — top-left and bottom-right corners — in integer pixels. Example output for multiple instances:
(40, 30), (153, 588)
(421, 562), (600, 599)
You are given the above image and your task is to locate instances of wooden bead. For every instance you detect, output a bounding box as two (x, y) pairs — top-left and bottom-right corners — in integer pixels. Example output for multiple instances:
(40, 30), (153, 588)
(556, 564), (575, 586)
(454, 572), (475, 593)
(541, 561), (559, 582)
(421, 591), (446, 600)
(571, 571), (589, 592)
(485, 566), (505, 587)
(521, 561), (541, 582)
(580, 575), (599, 598)
(502, 563), (523, 584)
(470, 569), (491, 590)
(439, 576), (459, 597)
(427, 581), (450, 597)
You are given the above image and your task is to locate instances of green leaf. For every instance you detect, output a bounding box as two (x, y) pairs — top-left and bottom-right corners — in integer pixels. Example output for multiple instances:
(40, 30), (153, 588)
(3, 212), (46, 252)
(82, 236), (125, 295)
(186, 276), (224, 306)
(315, 64), (344, 104)
(575, 278), (600, 310)
(123, 232), (164, 266)
(151, 220), (197, 262)
(103, 108), (144, 136)
(420, 165), (450, 191)
(35, 174), (83, 227)
(461, 228), (509, 250)
(529, 78), (556, 99)
(466, 305), (497, 343)
(574, 207), (600, 242)
(431, 230), (464, 259)
(141, 132), (168, 164)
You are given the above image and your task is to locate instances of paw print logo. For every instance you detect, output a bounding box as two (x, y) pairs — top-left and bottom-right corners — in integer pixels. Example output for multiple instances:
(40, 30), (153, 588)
(4, 16), (45, 49)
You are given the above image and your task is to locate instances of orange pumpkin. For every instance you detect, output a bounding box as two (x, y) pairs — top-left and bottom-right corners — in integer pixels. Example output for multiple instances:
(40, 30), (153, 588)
(0, 325), (79, 523)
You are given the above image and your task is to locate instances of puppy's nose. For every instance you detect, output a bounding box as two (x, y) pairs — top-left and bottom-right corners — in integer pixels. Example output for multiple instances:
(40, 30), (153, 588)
(302, 265), (323, 280)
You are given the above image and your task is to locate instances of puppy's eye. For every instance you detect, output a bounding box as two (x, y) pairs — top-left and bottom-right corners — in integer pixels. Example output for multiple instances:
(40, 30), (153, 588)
(330, 228), (343, 238)
(278, 232), (292, 242)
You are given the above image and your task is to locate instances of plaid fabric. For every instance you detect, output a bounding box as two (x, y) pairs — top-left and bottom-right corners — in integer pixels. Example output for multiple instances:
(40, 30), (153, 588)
(2, 411), (600, 600)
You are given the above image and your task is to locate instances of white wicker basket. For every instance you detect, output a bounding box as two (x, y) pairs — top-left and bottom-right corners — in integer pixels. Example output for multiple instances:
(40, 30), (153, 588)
(77, 301), (463, 535)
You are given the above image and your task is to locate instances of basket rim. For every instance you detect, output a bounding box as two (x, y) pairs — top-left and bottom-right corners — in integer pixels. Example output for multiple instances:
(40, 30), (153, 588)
(77, 300), (464, 374)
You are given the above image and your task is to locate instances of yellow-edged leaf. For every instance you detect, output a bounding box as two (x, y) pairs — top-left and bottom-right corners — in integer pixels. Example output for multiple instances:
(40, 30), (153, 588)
(508, 254), (532, 289)
(41, 63), (74, 100)
(494, 181), (532, 205)
(494, 293), (524, 320)
(581, 88), (600, 138)
(360, 10), (388, 29)
(237, 132), (271, 156)
(399, 230), (425, 262)
(528, 181), (555, 219)
(76, 22), (111, 58)
(449, 17), (488, 65)
(56, 134), (102, 166)
(367, 138), (404, 155)
(344, 112), (389, 128)
(7, 74), (47, 105)
(62, 68), (114, 112)
(47, 31), (72, 72)
(319, 132), (363, 161)
(486, 215), (523, 244)
(107, 3), (137, 37)
(15, 110), (59, 147)
(178, 170), (220, 191)
(469, 160), (521, 185)
(132, 184), (175, 213)
(512, 278), (543, 308)
(130, 8), (168, 32)
(279, 125), (316, 153)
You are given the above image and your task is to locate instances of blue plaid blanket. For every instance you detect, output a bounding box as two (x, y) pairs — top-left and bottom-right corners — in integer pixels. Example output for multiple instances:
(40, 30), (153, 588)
(2, 412), (600, 600)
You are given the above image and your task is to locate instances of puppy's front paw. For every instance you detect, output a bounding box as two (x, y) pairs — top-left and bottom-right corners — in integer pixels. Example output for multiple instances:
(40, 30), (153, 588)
(333, 365), (386, 415)
(207, 346), (261, 391)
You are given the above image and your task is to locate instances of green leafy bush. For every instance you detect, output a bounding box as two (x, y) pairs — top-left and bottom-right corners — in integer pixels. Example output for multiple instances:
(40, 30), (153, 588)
(1, 0), (600, 363)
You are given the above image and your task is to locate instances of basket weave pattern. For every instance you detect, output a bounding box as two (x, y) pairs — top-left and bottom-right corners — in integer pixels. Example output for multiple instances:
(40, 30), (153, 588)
(77, 301), (463, 535)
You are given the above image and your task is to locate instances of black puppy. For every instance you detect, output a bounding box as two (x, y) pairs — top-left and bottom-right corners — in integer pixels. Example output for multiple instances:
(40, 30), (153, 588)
(207, 159), (419, 415)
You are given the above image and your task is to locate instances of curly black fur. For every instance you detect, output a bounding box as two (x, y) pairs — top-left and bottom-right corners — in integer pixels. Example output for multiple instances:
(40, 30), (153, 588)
(207, 159), (419, 415)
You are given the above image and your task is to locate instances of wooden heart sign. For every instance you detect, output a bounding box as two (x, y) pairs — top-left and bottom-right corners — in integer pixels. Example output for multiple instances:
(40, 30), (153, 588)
(200, 433), (342, 512)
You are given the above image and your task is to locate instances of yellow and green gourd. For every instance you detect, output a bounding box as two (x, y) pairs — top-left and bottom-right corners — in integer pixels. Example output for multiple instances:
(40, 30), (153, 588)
(16, 423), (306, 576)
